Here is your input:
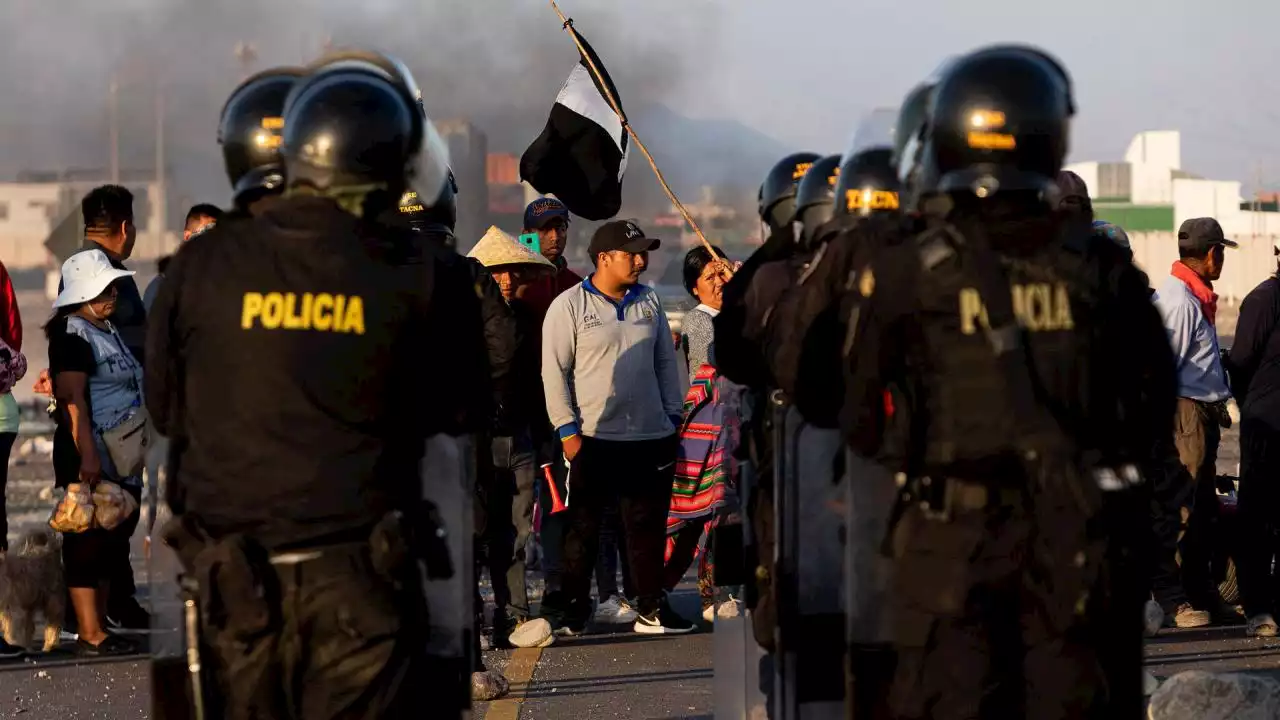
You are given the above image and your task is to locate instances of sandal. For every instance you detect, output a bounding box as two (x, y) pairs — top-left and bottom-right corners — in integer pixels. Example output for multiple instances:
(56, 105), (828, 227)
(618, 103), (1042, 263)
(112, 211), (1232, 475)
(75, 633), (138, 657)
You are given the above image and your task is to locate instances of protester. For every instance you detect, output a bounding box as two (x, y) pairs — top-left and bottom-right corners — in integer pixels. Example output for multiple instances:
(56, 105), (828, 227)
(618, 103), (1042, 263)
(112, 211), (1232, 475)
(519, 197), (583, 597)
(539, 219), (691, 635)
(1224, 245), (1280, 637)
(143, 203), (222, 312)
(1151, 217), (1242, 628)
(33, 187), (150, 634)
(664, 246), (737, 622)
(466, 226), (557, 650)
(46, 249), (143, 657)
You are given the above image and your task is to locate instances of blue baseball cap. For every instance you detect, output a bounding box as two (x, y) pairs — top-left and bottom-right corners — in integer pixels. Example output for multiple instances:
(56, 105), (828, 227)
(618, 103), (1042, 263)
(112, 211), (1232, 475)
(1092, 219), (1131, 251)
(524, 197), (570, 230)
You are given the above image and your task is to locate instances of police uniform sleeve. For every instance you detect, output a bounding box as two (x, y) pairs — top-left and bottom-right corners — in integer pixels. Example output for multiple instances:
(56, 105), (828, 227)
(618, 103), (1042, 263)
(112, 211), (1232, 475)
(713, 227), (796, 388)
(425, 255), (494, 435)
(842, 245), (914, 457)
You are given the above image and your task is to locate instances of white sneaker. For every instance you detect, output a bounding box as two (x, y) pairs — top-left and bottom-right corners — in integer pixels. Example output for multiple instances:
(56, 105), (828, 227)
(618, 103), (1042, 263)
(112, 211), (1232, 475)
(508, 618), (555, 649)
(717, 596), (743, 619)
(594, 595), (639, 624)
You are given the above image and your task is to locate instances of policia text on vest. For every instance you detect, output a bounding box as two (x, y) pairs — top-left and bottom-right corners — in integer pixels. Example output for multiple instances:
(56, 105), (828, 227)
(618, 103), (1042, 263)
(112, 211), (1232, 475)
(240, 291), (367, 334)
(958, 284), (1074, 335)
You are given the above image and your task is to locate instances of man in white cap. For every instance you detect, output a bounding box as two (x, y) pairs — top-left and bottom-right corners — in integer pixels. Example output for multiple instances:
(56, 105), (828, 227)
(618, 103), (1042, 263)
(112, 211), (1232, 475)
(467, 227), (556, 650)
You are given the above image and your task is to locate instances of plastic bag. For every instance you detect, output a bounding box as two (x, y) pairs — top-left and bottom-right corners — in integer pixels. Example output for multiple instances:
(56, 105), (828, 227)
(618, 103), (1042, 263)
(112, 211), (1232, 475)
(92, 480), (139, 531)
(49, 483), (95, 534)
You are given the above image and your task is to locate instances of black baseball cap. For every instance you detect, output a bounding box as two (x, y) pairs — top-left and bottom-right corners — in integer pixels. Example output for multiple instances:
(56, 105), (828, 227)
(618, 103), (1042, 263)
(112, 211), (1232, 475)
(1178, 217), (1239, 255)
(588, 220), (662, 258)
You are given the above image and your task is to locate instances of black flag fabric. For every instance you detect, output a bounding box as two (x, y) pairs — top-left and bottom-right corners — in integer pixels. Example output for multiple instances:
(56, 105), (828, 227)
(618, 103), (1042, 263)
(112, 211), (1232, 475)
(520, 25), (630, 221)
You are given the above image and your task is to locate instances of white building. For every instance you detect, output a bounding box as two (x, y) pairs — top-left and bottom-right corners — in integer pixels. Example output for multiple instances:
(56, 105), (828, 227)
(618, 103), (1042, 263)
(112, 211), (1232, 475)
(1065, 131), (1280, 302)
(0, 178), (176, 271)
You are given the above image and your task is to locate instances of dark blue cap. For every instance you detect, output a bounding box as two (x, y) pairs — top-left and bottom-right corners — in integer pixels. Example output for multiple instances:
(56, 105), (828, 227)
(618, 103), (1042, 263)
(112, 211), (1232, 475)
(524, 197), (570, 230)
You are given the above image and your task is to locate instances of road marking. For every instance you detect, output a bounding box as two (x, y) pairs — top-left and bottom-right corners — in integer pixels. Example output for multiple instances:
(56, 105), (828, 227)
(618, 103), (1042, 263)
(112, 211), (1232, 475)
(484, 645), (545, 720)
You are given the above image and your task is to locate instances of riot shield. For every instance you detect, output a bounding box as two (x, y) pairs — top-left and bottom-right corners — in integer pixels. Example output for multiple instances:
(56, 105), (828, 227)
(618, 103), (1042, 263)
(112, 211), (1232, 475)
(843, 449), (898, 718)
(420, 433), (476, 719)
(714, 381), (769, 720)
(842, 109), (898, 164)
(772, 402), (846, 719)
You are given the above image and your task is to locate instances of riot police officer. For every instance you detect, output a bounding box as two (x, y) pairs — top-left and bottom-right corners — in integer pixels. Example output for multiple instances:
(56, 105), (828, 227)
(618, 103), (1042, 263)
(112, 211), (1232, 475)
(217, 67), (303, 216)
(145, 54), (488, 719)
(841, 46), (1173, 719)
(793, 154), (844, 251)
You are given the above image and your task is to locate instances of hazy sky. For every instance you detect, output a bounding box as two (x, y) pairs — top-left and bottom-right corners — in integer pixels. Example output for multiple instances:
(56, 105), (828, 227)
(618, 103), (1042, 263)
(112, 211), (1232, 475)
(672, 0), (1280, 193)
(2, 0), (1278, 198)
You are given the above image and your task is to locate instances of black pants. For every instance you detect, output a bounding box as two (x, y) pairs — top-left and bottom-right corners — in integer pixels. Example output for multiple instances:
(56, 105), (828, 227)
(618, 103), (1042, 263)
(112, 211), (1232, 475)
(0, 432), (15, 552)
(596, 499), (635, 600)
(541, 435), (677, 621)
(887, 502), (1138, 720)
(1173, 398), (1223, 609)
(206, 546), (441, 720)
(62, 483), (142, 589)
(1147, 440), (1193, 614)
(107, 483), (145, 620)
(1238, 418), (1280, 618)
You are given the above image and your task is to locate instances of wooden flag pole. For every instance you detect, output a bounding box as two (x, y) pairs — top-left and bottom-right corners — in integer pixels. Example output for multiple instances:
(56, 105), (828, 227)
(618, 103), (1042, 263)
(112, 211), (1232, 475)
(548, 0), (721, 262)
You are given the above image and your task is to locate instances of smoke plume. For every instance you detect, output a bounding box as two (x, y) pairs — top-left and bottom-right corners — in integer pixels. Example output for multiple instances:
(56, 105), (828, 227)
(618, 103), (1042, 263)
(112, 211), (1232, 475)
(0, 0), (727, 214)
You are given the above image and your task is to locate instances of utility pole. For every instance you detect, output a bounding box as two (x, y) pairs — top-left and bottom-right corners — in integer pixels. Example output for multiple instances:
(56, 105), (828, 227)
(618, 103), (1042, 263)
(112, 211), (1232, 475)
(109, 74), (120, 184)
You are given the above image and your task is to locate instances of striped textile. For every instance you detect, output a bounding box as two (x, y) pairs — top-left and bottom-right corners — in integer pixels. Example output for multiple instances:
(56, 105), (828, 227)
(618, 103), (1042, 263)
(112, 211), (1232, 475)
(666, 364), (728, 544)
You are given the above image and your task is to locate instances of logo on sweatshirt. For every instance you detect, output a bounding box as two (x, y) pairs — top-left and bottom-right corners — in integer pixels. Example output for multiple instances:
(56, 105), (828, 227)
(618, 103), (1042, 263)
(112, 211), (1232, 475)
(582, 312), (603, 330)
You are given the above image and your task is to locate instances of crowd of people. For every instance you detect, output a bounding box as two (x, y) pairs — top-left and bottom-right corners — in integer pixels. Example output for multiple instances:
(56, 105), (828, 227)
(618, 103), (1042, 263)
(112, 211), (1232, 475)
(2, 38), (1280, 720)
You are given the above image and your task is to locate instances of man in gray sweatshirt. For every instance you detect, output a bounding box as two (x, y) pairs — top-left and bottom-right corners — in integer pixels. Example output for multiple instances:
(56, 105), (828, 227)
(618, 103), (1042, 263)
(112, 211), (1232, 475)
(539, 219), (693, 635)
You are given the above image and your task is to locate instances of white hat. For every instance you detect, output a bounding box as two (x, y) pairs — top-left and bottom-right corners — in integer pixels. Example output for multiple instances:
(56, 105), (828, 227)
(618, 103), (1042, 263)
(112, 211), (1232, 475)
(467, 226), (555, 270)
(53, 249), (135, 309)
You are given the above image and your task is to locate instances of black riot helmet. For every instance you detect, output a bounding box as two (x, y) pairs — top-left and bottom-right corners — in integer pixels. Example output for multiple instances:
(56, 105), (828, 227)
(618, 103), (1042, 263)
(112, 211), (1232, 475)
(916, 45), (1073, 201)
(759, 152), (821, 231)
(281, 61), (424, 197)
(794, 155), (842, 245)
(399, 169), (460, 235)
(309, 50), (456, 228)
(217, 67), (304, 208)
(836, 148), (901, 218)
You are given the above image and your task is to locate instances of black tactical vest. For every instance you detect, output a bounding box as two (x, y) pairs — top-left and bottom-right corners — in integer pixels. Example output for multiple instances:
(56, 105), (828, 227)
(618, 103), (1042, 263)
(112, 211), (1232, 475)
(906, 218), (1100, 475)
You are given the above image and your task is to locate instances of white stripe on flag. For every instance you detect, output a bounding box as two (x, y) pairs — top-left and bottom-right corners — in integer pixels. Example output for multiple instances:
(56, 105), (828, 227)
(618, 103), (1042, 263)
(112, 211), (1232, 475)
(555, 63), (626, 155)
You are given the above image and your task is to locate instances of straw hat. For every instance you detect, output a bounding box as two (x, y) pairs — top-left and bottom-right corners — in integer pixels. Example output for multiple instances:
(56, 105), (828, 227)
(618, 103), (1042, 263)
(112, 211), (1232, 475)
(467, 226), (555, 270)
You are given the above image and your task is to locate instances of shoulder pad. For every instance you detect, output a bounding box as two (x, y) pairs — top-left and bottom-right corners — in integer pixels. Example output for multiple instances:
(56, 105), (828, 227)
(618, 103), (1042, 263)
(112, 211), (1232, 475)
(914, 224), (963, 271)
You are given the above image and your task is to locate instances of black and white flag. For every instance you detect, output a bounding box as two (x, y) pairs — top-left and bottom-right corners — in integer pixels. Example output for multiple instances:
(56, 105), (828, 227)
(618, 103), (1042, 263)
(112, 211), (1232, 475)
(520, 25), (630, 221)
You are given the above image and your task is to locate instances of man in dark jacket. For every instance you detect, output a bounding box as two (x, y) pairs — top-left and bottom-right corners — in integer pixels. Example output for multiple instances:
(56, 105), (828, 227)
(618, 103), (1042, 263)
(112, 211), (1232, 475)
(1225, 249), (1280, 637)
(516, 197), (583, 594)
